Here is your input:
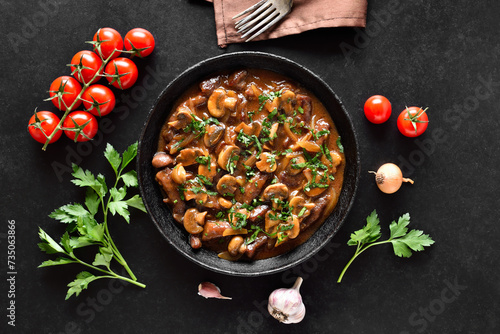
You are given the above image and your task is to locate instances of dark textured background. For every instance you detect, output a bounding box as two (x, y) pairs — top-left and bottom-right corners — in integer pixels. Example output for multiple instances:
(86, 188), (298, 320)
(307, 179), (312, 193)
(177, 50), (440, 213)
(1, 0), (499, 333)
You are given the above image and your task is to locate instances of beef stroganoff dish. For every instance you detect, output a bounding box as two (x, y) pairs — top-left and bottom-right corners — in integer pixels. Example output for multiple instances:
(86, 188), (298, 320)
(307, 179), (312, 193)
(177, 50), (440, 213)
(152, 69), (345, 261)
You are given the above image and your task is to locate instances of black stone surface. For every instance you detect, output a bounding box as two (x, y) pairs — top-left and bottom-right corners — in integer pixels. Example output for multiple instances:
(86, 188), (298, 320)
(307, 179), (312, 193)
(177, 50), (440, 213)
(1, 0), (499, 333)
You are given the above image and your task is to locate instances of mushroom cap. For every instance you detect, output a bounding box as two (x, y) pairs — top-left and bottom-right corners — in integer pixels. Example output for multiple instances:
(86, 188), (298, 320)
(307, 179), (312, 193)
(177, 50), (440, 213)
(168, 106), (193, 130)
(175, 147), (205, 166)
(217, 174), (239, 196)
(217, 145), (241, 171)
(183, 208), (206, 234)
(204, 123), (225, 147)
(261, 183), (289, 205)
(207, 88), (228, 118)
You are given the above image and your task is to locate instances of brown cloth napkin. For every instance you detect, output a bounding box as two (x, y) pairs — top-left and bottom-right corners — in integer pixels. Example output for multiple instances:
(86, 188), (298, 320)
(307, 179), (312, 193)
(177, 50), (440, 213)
(205, 0), (367, 47)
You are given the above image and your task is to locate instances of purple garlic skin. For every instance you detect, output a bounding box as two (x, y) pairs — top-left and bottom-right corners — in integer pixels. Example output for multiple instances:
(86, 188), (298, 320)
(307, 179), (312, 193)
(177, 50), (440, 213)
(267, 277), (305, 324)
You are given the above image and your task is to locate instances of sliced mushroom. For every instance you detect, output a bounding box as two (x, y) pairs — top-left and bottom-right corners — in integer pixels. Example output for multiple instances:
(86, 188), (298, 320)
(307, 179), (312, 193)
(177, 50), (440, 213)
(279, 90), (296, 116)
(234, 121), (262, 137)
(183, 208), (207, 234)
(168, 106), (193, 130)
(285, 154), (307, 175)
(175, 147), (205, 166)
(207, 88), (229, 118)
(261, 183), (289, 209)
(265, 210), (281, 234)
(198, 154), (217, 181)
(256, 152), (277, 173)
(216, 174), (239, 196)
(228, 236), (245, 257)
(289, 196), (315, 219)
(303, 169), (330, 197)
(217, 145), (241, 171)
(203, 123), (225, 147)
(286, 216), (300, 239)
(183, 182), (208, 204)
(171, 165), (187, 184)
(152, 152), (175, 168)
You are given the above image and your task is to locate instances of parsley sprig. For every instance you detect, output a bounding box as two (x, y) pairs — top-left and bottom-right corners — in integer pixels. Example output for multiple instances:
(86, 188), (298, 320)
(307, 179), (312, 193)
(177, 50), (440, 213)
(38, 142), (147, 299)
(337, 210), (435, 283)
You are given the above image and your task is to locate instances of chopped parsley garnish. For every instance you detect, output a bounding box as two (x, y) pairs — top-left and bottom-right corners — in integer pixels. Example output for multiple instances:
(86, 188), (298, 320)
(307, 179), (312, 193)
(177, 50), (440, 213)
(336, 136), (344, 153)
(195, 155), (211, 170)
(183, 114), (219, 138)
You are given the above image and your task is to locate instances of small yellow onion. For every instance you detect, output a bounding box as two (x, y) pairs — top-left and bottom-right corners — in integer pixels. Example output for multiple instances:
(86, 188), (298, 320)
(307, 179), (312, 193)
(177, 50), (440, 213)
(370, 163), (414, 194)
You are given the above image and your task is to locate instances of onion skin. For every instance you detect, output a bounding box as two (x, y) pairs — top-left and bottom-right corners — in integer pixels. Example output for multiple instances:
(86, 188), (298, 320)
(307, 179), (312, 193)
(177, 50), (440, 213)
(370, 163), (414, 194)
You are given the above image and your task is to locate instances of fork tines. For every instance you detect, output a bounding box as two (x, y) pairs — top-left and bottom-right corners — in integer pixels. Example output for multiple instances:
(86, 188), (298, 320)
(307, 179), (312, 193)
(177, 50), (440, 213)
(233, 0), (287, 42)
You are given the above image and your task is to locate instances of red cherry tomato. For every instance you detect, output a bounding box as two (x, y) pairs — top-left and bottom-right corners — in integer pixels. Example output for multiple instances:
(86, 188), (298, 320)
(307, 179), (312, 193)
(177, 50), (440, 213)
(63, 111), (98, 142)
(364, 95), (392, 124)
(104, 57), (138, 90)
(49, 76), (82, 111)
(93, 27), (123, 60)
(82, 84), (116, 117)
(28, 111), (62, 144)
(124, 28), (155, 58)
(397, 107), (429, 137)
(70, 50), (103, 84)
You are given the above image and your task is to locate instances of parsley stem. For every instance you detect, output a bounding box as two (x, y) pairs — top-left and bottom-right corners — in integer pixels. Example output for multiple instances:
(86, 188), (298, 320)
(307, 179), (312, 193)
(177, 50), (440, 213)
(73, 257), (145, 288)
(337, 240), (392, 283)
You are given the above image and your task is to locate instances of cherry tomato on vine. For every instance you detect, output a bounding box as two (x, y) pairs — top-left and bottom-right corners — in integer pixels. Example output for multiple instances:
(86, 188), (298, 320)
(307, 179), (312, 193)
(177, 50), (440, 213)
(82, 84), (116, 117)
(93, 27), (123, 60)
(364, 95), (392, 124)
(397, 106), (429, 137)
(28, 111), (62, 144)
(69, 50), (103, 84)
(104, 57), (138, 90)
(63, 111), (98, 142)
(48, 76), (82, 111)
(124, 28), (155, 58)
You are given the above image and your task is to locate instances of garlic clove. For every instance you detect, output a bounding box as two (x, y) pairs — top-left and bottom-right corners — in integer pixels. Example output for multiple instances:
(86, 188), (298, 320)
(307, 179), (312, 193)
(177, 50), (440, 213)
(197, 282), (232, 300)
(267, 277), (306, 324)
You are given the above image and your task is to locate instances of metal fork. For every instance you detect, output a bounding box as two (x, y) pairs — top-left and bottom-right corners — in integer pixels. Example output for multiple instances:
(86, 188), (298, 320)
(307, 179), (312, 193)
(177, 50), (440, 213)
(233, 0), (293, 42)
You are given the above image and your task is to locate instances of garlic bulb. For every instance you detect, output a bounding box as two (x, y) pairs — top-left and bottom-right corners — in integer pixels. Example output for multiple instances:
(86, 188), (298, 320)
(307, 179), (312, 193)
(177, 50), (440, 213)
(268, 277), (305, 324)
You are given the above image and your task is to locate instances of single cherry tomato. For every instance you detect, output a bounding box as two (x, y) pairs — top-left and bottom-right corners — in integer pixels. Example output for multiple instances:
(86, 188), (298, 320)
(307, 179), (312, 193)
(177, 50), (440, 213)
(104, 57), (138, 90)
(28, 111), (62, 144)
(124, 28), (155, 58)
(63, 111), (98, 142)
(49, 76), (82, 111)
(397, 106), (429, 137)
(364, 95), (392, 124)
(93, 27), (123, 60)
(69, 50), (103, 84)
(82, 84), (116, 117)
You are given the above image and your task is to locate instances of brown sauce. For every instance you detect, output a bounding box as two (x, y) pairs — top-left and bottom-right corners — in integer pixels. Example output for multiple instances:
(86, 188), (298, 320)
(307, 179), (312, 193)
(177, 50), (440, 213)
(153, 69), (345, 261)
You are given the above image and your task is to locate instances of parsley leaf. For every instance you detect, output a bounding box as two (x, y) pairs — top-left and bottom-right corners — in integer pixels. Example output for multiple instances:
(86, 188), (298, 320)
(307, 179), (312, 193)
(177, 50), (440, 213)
(338, 210), (434, 283)
(37, 142), (147, 299)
